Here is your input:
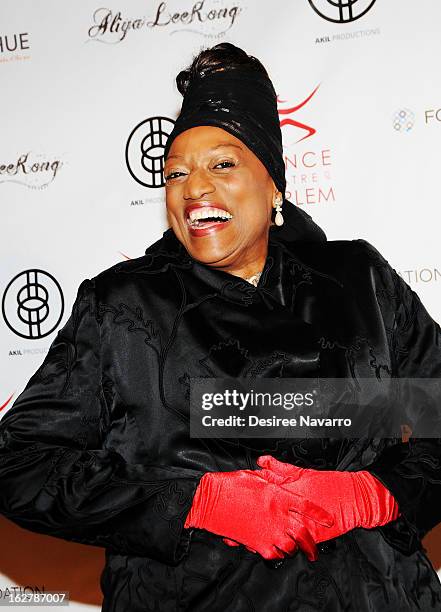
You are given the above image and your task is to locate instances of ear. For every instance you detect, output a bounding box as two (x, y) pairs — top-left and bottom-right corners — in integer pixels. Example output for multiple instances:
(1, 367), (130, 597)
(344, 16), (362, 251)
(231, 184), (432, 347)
(268, 183), (281, 225)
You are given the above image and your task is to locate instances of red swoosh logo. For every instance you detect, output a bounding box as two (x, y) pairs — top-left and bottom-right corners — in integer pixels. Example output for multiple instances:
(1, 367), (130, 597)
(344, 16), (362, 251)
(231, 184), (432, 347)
(277, 84), (321, 143)
(0, 393), (15, 412)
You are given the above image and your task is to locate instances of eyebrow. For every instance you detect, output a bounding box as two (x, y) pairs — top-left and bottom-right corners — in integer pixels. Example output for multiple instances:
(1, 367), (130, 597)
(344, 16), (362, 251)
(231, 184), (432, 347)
(165, 142), (242, 161)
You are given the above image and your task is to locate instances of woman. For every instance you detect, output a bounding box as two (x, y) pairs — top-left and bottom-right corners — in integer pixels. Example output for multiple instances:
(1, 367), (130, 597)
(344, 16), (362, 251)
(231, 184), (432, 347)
(1, 43), (441, 611)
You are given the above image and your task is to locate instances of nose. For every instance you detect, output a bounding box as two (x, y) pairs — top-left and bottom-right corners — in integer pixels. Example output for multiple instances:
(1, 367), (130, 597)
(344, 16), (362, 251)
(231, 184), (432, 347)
(183, 168), (216, 200)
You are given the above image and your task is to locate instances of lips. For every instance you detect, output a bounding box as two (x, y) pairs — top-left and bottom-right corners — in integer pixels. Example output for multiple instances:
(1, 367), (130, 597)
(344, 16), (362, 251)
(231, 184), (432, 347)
(186, 219), (231, 237)
(184, 202), (233, 237)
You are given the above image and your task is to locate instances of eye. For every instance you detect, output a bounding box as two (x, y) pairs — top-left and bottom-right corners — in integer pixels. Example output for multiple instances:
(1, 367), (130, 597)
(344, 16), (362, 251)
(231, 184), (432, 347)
(164, 171), (184, 182)
(213, 160), (235, 169)
(164, 160), (235, 183)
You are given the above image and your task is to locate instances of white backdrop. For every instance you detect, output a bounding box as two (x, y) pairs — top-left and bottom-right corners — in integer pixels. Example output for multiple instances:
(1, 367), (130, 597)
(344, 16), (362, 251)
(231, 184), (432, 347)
(1, 1), (440, 609)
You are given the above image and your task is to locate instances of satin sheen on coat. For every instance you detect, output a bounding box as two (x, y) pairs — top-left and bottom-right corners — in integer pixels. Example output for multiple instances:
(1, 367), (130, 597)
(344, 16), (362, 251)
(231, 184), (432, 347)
(1, 219), (441, 611)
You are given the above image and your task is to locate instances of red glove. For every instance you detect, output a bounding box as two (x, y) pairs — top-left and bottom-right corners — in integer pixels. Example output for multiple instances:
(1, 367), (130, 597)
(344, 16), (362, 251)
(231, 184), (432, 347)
(184, 468), (334, 561)
(253, 455), (400, 545)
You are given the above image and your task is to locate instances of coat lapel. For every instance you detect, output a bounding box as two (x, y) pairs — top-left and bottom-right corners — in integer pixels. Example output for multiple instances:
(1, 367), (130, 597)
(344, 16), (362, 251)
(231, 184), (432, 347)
(153, 228), (327, 380)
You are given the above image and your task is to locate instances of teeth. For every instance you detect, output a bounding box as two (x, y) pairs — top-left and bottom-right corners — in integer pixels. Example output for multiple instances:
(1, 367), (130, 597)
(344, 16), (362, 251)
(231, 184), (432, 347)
(187, 207), (233, 223)
(187, 207), (233, 227)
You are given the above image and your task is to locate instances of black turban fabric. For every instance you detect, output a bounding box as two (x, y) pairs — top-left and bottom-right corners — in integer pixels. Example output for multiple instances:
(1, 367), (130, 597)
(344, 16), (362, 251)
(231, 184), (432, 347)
(164, 66), (326, 243)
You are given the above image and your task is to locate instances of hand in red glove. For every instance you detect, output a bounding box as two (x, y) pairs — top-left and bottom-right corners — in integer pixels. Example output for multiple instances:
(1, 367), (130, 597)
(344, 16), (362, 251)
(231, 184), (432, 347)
(184, 468), (334, 561)
(253, 455), (400, 545)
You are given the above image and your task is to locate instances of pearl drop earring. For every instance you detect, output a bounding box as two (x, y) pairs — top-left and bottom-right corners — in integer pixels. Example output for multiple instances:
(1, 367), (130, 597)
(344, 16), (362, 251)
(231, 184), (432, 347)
(273, 195), (284, 226)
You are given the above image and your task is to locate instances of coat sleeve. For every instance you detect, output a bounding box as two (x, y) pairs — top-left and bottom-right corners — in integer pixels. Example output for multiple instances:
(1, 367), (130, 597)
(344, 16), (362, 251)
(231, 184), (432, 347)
(0, 277), (204, 566)
(358, 239), (441, 555)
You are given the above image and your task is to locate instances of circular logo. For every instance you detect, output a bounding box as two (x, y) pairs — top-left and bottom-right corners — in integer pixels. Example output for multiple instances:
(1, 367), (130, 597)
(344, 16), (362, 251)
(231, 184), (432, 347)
(392, 109), (415, 133)
(2, 269), (64, 339)
(308, 0), (377, 23)
(125, 117), (175, 188)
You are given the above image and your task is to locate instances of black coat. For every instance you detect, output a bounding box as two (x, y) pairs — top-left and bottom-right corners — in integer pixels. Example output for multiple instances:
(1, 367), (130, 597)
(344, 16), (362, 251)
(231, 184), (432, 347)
(1, 209), (441, 611)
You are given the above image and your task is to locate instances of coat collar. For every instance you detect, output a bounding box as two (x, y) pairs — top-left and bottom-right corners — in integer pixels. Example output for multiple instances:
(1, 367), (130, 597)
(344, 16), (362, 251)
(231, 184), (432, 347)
(136, 226), (347, 381)
(141, 198), (329, 309)
(148, 225), (332, 313)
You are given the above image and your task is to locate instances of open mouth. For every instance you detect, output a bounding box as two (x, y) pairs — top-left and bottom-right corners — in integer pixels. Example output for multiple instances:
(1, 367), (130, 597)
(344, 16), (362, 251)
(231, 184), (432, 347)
(186, 207), (233, 229)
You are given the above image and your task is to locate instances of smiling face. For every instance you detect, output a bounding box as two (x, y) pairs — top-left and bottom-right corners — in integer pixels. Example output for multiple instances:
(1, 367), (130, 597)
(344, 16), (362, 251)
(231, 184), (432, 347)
(163, 125), (281, 278)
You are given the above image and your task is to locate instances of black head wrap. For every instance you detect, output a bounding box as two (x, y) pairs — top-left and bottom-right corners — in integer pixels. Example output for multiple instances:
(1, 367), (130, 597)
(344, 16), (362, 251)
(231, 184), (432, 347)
(164, 65), (326, 243)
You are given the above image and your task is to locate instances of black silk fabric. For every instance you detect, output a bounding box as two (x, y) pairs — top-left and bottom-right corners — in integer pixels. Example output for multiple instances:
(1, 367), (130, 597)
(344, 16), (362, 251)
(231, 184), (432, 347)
(1, 206), (441, 611)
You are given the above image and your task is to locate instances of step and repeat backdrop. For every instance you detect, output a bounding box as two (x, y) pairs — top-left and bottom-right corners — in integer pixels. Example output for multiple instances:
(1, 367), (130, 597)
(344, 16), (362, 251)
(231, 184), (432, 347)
(1, 0), (440, 609)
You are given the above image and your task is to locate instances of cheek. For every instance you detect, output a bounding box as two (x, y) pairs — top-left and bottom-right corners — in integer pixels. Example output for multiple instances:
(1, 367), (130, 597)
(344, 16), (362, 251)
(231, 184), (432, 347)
(165, 189), (181, 217)
(228, 174), (270, 214)
(224, 169), (269, 203)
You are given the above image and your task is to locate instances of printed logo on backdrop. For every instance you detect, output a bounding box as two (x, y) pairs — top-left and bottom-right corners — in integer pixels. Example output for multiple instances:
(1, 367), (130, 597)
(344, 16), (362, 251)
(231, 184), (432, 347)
(392, 107), (441, 130)
(278, 85), (336, 207)
(0, 153), (62, 189)
(2, 270), (64, 339)
(87, 1), (242, 44)
(0, 32), (30, 64)
(126, 117), (174, 195)
(425, 108), (441, 125)
(310, 1), (380, 44)
(278, 87), (319, 143)
(0, 394), (14, 413)
(308, 0), (377, 23)
(398, 268), (440, 285)
(393, 109), (415, 133)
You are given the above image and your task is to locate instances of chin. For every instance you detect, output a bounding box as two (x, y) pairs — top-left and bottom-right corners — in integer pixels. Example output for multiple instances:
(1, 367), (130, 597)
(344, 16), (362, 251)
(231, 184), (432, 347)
(188, 237), (233, 262)
(188, 247), (226, 265)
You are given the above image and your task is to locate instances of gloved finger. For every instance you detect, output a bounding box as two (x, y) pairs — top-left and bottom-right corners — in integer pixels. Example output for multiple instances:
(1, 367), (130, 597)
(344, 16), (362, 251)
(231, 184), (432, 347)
(252, 542), (285, 561)
(249, 466), (286, 485)
(260, 545), (285, 561)
(274, 535), (298, 557)
(286, 524), (318, 562)
(256, 455), (304, 480)
(222, 537), (240, 546)
(271, 544), (285, 559)
(245, 546), (257, 553)
(222, 537), (256, 553)
(287, 495), (334, 527)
